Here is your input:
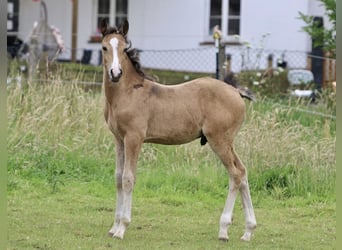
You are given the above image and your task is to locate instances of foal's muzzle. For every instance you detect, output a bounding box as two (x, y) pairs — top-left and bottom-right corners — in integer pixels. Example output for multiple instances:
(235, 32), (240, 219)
(110, 69), (122, 82)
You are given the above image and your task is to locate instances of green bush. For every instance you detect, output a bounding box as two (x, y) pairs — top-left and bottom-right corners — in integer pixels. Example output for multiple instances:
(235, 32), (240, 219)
(236, 69), (290, 97)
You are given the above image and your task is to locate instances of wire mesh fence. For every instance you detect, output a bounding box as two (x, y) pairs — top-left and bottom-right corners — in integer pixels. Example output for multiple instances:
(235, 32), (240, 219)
(7, 42), (336, 119)
(140, 47), (217, 73)
(8, 42), (336, 87)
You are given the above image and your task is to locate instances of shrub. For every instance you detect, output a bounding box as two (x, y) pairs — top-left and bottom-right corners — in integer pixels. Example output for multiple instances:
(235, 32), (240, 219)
(236, 69), (290, 97)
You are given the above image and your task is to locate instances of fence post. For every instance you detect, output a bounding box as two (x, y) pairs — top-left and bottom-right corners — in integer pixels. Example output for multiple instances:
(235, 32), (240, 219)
(267, 54), (273, 76)
(218, 44), (225, 80)
(215, 51), (219, 79)
(71, 0), (78, 63)
(213, 26), (222, 80)
(306, 54), (312, 71)
(323, 51), (336, 89)
(225, 53), (232, 74)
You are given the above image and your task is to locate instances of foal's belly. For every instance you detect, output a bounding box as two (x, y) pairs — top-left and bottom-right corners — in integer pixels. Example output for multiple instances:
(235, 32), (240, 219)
(144, 133), (201, 145)
(144, 119), (201, 145)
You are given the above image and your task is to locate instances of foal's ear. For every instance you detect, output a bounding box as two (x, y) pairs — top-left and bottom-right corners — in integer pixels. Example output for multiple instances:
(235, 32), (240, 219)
(119, 20), (129, 36)
(100, 19), (109, 37)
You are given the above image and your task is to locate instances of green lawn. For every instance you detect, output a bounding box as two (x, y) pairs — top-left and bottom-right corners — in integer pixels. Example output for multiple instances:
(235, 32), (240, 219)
(8, 178), (336, 250)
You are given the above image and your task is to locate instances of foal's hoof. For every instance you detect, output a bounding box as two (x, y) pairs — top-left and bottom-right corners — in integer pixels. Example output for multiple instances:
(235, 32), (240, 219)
(108, 227), (125, 239)
(219, 237), (229, 242)
(240, 232), (252, 241)
(111, 224), (126, 239)
(108, 227), (117, 237)
(218, 230), (229, 242)
(113, 230), (125, 239)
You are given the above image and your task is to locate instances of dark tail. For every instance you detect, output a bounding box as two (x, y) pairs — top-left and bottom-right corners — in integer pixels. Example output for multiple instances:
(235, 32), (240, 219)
(238, 87), (256, 101)
(224, 72), (256, 102)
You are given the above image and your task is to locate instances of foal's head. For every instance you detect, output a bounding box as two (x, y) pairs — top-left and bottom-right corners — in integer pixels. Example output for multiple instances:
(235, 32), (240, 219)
(100, 20), (130, 83)
(101, 20), (144, 83)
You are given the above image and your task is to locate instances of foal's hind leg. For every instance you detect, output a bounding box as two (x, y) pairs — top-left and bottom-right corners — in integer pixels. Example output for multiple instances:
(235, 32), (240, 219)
(218, 174), (239, 241)
(207, 135), (256, 241)
(232, 149), (256, 241)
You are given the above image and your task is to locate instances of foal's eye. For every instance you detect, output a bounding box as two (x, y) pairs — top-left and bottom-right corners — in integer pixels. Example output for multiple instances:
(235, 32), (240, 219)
(102, 46), (108, 51)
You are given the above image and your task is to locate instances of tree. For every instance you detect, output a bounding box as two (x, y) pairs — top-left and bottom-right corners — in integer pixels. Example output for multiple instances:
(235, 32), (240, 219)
(298, 0), (336, 57)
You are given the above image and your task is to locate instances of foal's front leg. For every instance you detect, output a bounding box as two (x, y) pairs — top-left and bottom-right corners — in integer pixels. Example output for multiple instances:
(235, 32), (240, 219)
(108, 138), (125, 237)
(112, 134), (142, 239)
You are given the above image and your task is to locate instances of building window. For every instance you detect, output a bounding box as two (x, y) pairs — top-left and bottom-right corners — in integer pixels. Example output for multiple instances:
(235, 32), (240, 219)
(115, 0), (128, 25)
(96, 0), (128, 32)
(7, 0), (19, 35)
(209, 0), (240, 36)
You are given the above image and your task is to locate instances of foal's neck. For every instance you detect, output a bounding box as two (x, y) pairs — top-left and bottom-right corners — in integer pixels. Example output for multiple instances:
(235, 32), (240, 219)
(103, 60), (145, 101)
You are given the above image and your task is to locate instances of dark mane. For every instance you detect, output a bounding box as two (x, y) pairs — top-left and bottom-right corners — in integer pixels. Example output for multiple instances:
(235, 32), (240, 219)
(124, 42), (145, 78)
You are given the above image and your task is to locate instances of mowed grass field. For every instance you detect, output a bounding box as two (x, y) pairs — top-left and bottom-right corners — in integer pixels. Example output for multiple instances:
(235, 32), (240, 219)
(7, 76), (336, 249)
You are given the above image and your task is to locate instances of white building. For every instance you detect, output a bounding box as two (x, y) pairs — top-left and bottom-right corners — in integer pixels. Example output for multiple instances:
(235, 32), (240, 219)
(8, 0), (332, 72)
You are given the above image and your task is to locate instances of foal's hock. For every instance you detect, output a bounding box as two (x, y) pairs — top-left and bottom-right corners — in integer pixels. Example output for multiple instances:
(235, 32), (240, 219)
(100, 19), (256, 242)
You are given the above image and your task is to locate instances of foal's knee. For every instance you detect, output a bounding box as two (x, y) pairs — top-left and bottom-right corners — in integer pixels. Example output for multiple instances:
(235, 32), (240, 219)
(115, 171), (123, 188)
(238, 173), (250, 191)
(229, 170), (245, 189)
(122, 171), (135, 192)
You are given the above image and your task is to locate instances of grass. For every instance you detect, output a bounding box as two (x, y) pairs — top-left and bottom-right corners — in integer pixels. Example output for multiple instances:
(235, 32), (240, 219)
(7, 65), (336, 249)
(8, 179), (336, 250)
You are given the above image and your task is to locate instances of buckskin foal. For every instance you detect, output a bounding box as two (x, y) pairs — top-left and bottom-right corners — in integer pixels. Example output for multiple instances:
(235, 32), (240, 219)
(100, 20), (256, 242)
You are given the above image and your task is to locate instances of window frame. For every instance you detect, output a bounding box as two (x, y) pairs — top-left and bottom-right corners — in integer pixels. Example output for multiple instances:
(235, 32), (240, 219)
(7, 0), (19, 36)
(92, 0), (129, 36)
(207, 0), (241, 41)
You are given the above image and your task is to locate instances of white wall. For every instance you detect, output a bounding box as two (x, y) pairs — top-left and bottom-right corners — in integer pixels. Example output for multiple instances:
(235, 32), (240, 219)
(129, 0), (316, 71)
(16, 0), (329, 70)
(128, 0), (207, 50)
(129, 0), (321, 53)
(240, 0), (310, 52)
